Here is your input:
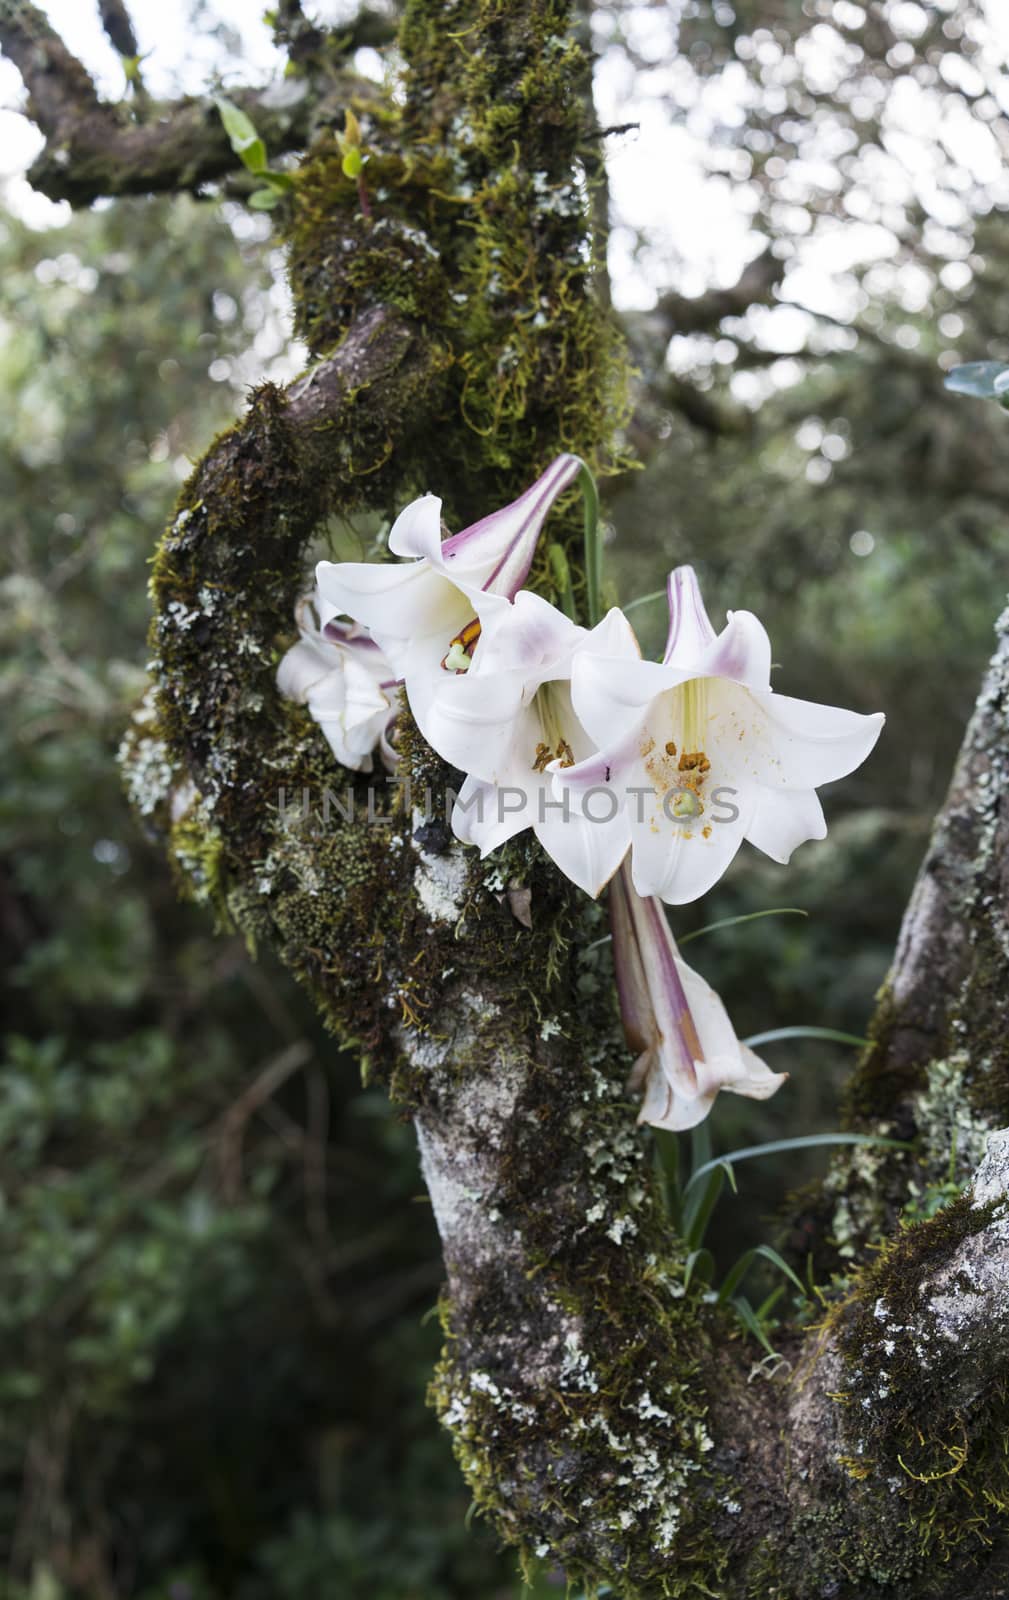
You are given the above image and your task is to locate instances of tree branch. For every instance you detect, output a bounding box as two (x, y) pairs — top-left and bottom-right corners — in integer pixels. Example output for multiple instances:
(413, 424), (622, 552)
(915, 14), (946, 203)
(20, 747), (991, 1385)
(654, 243), (784, 335)
(0, 0), (373, 203)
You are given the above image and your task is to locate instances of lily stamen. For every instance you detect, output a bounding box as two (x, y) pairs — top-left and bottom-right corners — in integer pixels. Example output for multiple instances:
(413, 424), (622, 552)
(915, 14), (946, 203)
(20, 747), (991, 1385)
(441, 616), (482, 673)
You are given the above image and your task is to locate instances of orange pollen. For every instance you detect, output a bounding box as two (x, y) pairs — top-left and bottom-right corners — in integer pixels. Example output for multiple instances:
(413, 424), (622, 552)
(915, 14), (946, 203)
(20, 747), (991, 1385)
(678, 749), (710, 774)
(533, 739), (575, 773)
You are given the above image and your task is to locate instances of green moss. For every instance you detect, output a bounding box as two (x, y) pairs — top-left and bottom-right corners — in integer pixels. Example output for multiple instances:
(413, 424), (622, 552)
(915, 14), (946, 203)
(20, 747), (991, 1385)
(831, 1192), (1009, 1586)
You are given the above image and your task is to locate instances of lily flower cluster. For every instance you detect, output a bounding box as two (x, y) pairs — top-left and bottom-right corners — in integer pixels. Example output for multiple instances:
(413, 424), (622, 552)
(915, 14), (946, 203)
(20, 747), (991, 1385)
(278, 457), (883, 1130)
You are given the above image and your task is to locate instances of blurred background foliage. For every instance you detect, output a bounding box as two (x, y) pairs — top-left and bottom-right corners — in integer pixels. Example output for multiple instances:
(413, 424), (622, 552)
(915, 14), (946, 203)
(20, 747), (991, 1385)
(1, 0), (1008, 1594)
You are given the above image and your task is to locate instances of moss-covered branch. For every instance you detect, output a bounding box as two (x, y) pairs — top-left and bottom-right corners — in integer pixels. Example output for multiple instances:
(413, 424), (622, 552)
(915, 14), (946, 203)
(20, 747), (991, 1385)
(0, 0), (375, 203)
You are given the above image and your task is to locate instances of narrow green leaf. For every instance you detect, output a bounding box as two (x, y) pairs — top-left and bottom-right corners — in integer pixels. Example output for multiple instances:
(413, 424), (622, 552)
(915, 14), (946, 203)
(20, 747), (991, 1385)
(683, 1156), (736, 1212)
(683, 1247), (715, 1292)
(717, 1243), (805, 1305)
(689, 1132), (912, 1191)
(682, 1165), (724, 1251)
(248, 187), (282, 211)
(756, 1282), (786, 1322)
(753, 1244), (806, 1298)
(679, 907), (808, 947)
(731, 1294), (778, 1357)
(690, 1120), (712, 1179)
(716, 1248), (757, 1305)
(342, 147), (364, 179)
(623, 587), (666, 614)
(743, 1025), (868, 1049)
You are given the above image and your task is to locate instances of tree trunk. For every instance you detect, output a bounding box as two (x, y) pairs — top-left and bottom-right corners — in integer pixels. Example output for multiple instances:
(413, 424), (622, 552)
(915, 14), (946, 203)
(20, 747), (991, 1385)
(7, 0), (1009, 1593)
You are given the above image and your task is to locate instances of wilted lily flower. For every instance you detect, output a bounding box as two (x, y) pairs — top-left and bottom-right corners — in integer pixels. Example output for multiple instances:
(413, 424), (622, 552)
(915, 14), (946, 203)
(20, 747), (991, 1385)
(609, 862), (786, 1131)
(276, 594), (398, 773)
(315, 455), (581, 749)
(440, 593), (635, 897)
(558, 567), (884, 904)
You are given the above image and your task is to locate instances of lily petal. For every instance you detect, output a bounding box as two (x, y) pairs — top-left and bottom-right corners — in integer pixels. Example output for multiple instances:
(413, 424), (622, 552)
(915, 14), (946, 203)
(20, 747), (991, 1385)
(387, 492), (445, 562)
(698, 609), (773, 691)
(746, 690), (885, 791)
(535, 802), (630, 899)
(439, 454), (581, 597)
(663, 566), (716, 668)
(451, 773), (538, 855)
(745, 785), (826, 863)
(315, 555), (452, 660)
(628, 781), (754, 906)
(609, 862), (785, 1131)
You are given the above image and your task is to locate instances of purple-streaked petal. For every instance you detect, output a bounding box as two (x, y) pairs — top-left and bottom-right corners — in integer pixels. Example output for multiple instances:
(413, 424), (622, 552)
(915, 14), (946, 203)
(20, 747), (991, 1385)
(470, 587), (583, 677)
(439, 454), (581, 599)
(697, 609), (772, 690)
(608, 862), (660, 1058)
(663, 566), (716, 668)
(609, 863), (785, 1131)
(321, 616), (385, 656)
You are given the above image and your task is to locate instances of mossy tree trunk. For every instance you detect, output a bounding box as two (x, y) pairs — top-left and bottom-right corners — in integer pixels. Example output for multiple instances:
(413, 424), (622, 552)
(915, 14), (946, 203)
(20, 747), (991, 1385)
(7, 3), (1009, 1595)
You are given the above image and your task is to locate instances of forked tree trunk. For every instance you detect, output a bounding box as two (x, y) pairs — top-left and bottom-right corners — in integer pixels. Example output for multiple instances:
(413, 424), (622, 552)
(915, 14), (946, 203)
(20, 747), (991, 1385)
(7, 0), (1009, 1593)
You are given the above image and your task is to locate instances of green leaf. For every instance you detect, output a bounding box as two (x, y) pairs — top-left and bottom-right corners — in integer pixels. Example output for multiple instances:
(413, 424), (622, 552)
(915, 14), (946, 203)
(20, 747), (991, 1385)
(260, 169), (294, 192)
(623, 587), (666, 614)
(716, 1243), (805, 1305)
(214, 96), (263, 155)
(731, 1294), (778, 1356)
(342, 148), (364, 179)
(679, 907), (808, 947)
(689, 1132), (912, 1191)
(943, 361), (1009, 399)
(683, 1247), (715, 1291)
(690, 1119), (712, 1178)
(742, 1024), (868, 1049)
(682, 1163), (735, 1251)
(248, 188), (282, 211)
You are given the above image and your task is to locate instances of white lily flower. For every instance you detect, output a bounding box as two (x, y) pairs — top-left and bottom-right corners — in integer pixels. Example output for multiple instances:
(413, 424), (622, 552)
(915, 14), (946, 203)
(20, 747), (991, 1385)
(444, 594), (637, 897)
(315, 455), (582, 751)
(609, 862), (786, 1131)
(557, 566), (885, 905)
(277, 594), (398, 773)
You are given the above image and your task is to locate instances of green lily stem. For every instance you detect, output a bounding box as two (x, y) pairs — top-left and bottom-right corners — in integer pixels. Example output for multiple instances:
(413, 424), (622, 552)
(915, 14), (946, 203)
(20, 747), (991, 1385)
(578, 461), (602, 628)
(548, 543), (578, 623)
